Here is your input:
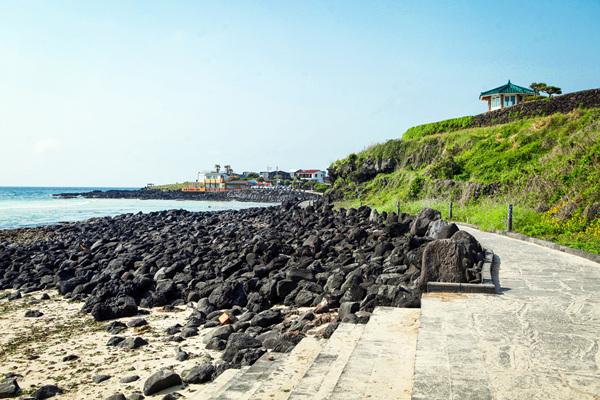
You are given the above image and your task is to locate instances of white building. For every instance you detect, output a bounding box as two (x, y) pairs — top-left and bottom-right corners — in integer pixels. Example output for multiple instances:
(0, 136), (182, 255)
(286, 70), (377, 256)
(294, 169), (326, 183)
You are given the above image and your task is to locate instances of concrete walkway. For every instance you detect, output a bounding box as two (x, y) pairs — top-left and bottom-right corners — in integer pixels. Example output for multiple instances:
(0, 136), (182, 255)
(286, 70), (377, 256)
(413, 226), (600, 400)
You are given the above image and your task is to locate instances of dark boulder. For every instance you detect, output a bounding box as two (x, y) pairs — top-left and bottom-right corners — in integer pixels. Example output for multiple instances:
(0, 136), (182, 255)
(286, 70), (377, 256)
(0, 378), (20, 398)
(143, 369), (182, 396)
(250, 309), (283, 328)
(410, 208), (441, 236)
(90, 296), (138, 321)
(181, 363), (216, 384)
(33, 384), (63, 399)
(222, 333), (263, 363)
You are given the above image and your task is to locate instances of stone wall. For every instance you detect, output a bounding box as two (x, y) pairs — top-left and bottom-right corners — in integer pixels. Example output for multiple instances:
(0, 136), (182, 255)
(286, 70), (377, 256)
(472, 88), (600, 127)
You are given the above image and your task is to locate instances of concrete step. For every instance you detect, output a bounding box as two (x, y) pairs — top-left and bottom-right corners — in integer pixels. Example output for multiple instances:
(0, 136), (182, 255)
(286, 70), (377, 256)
(249, 336), (324, 400)
(287, 323), (366, 400)
(329, 307), (420, 400)
(189, 367), (245, 399)
(208, 351), (290, 400)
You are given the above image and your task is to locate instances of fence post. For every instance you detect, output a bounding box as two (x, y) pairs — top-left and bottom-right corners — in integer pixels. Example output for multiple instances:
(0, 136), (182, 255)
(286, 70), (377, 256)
(449, 201), (453, 219)
(396, 200), (400, 216)
(507, 204), (513, 231)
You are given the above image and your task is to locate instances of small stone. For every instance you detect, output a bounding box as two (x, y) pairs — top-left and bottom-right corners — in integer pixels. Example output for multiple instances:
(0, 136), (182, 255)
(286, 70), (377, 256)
(24, 310), (44, 318)
(62, 354), (79, 362)
(117, 337), (148, 349)
(175, 349), (189, 362)
(105, 394), (127, 400)
(180, 327), (198, 338)
(165, 324), (181, 335)
(7, 291), (21, 301)
(105, 321), (127, 334)
(127, 392), (144, 400)
(126, 318), (148, 328)
(93, 374), (111, 384)
(161, 393), (183, 400)
(205, 338), (226, 350)
(119, 375), (140, 383)
(40, 293), (51, 300)
(107, 336), (125, 346)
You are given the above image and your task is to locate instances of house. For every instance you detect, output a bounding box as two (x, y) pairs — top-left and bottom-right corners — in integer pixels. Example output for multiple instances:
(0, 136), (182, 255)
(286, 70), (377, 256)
(294, 169), (326, 183)
(479, 81), (535, 112)
(183, 171), (231, 192)
(259, 170), (292, 181)
(225, 180), (252, 190)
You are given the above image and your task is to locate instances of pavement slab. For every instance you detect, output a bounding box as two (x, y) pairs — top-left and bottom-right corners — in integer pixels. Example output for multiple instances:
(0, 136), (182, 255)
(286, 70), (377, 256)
(412, 226), (600, 400)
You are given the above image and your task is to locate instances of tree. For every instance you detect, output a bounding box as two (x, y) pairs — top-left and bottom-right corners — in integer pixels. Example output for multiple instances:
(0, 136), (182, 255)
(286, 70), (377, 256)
(545, 86), (562, 97)
(214, 164), (221, 173)
(530, 82), (562, 97)
(530, 82), (547, 95)
(224, 164), (233, 175)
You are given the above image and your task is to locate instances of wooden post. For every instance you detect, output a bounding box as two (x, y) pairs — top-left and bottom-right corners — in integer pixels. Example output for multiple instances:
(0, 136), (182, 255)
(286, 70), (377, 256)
(507, 204), (513, 231)
(449, 201), (453, 219)
(396, 200), (400, 216)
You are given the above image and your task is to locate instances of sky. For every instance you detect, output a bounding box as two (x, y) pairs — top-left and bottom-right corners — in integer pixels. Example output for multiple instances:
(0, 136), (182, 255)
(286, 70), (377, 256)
(1, 0), (599, 187)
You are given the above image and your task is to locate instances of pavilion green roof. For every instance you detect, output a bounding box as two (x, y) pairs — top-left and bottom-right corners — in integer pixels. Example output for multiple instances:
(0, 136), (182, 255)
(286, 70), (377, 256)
(479, 81), (535, 98)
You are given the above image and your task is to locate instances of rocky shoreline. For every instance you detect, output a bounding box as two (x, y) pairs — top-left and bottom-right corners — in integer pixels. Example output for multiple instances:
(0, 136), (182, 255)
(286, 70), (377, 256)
(0, 201), (486, 399)
(53, 188), (321, 204)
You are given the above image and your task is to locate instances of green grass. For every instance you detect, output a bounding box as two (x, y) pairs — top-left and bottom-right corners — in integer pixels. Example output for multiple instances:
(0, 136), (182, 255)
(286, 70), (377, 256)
(403, 115), (475, 140)
(330, 108), (600, 255)
(336, 197), (600, 255)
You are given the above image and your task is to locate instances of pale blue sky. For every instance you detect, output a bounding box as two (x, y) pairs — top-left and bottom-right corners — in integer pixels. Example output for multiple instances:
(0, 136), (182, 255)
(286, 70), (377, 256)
(1, 0), (599, 186)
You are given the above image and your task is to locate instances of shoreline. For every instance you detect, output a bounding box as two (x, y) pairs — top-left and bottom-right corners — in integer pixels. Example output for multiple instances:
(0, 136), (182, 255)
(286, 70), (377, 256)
(53, 188), (322, 204)
(0, 202), (486, 399)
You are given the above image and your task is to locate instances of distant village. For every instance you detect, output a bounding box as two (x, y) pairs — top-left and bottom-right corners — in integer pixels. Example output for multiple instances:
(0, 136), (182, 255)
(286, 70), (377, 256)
(162, 164), (329, 193)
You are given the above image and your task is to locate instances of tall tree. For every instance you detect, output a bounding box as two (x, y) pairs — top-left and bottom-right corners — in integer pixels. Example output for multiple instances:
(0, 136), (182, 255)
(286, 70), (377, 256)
(214, 164), (221, 173)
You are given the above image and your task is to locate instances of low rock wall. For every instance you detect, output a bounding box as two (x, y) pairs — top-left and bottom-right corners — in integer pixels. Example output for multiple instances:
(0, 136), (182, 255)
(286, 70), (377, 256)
(472, 88), (600, 127)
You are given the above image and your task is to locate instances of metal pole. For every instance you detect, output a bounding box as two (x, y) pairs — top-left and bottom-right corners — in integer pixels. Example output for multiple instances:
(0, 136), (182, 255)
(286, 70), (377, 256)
(507, 204), (513, 231)
(449, 201), (453, 219)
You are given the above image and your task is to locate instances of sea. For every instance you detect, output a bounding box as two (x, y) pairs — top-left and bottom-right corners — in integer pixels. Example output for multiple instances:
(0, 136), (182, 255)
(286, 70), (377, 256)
(0, 187), (272, 230)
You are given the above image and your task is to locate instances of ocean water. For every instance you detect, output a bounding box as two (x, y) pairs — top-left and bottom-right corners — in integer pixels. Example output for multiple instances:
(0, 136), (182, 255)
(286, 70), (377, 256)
(0, 187), (272, 230)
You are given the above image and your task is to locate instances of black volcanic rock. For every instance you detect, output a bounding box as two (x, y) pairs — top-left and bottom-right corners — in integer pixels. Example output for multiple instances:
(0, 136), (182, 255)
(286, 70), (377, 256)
(0, 199), (486, 381)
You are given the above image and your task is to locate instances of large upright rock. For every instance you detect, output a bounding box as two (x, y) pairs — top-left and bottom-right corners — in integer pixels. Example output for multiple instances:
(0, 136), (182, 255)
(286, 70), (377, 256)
(417, 239), (466, 289)
(410, 208), (441, 236)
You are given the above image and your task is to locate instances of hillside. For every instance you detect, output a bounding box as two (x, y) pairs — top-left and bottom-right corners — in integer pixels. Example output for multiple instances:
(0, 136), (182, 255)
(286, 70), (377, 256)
(328, 91), (600, 254)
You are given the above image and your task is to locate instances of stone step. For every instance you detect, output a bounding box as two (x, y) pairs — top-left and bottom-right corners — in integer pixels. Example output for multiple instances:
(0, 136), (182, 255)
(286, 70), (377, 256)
(249, 336), (324, 400)
(208, 351), (291, 400)
(329, 307), (420, 400)
(189, 367), (245, 399)
(287, 323), (366, 400)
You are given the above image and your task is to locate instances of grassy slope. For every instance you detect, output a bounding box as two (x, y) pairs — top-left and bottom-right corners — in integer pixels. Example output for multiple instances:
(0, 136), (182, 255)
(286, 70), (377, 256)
(331, 108), (600, 254)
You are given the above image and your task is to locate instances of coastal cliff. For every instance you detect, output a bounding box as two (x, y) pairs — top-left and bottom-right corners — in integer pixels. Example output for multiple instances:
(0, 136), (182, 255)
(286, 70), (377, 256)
(328, 91), (600, 254)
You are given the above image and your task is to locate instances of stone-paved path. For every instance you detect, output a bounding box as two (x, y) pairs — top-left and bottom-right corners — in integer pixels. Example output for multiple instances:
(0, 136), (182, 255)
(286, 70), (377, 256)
(412, 226), (600, 400)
